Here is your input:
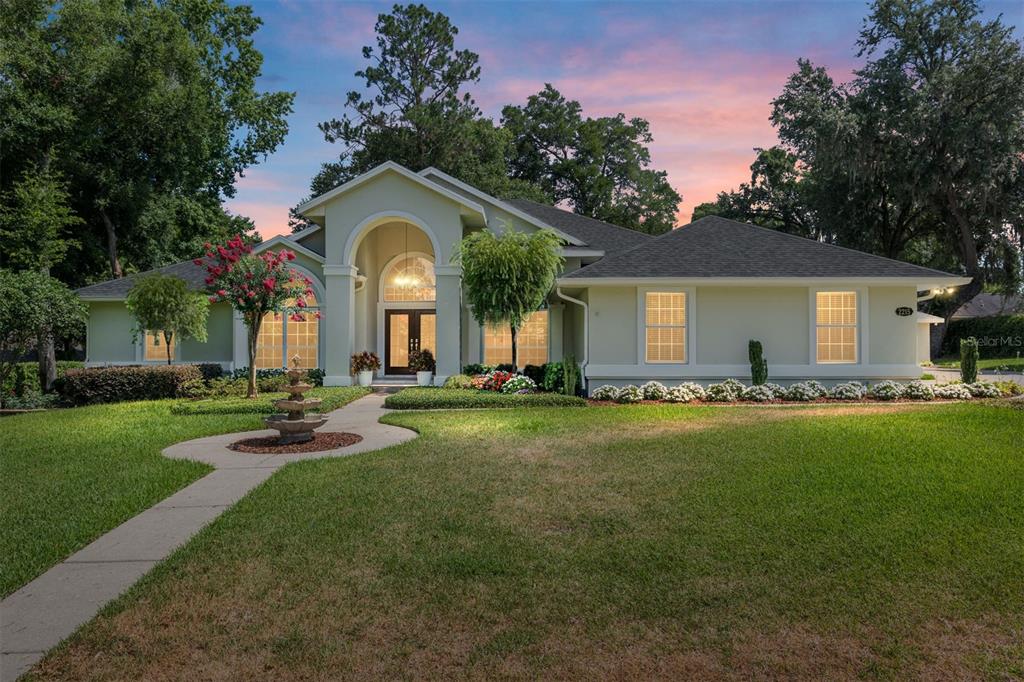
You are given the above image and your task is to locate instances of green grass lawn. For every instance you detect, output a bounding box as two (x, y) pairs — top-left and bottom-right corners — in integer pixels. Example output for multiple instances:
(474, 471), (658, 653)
(934, 356), (1024, 371)
(0, 388), (367, 597)
(29, 402), (1024, 680)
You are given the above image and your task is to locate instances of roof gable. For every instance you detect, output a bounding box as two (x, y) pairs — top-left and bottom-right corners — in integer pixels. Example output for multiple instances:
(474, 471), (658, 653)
(564, 215), (966, 283)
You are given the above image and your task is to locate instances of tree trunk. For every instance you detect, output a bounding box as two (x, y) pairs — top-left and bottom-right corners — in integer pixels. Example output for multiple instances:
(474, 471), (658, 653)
(100, 209), (123, 278)
(937, 185), (985, 347)
(246, 316), (261, 398)
(164, 331), (174, 365)
(37, 266), (57, 392)
(510, 324), (518, 372)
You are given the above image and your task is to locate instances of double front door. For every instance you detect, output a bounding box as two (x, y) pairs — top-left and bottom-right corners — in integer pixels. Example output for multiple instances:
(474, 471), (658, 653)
(385, 309), (436, 375)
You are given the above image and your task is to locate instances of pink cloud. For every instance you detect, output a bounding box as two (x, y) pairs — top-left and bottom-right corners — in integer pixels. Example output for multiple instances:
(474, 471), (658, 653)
(227, 200), (292, 239)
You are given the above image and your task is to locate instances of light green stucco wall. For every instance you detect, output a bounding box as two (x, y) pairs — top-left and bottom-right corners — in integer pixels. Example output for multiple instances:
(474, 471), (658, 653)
(867, 286), (918, 365)
(694, 286), (809, 365)
(588, 287), (638, 364)
(179, 303), (233, 362)
(86, 302), (136, 363)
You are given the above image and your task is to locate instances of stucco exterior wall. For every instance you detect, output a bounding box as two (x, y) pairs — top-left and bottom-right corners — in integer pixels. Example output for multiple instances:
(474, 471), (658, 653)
(587, 287), (638, 364)
(86, 302), (137, 364)
(868, 286), (918, 365)
(694, 286), (809, 365)
(179, 303), (233, 363)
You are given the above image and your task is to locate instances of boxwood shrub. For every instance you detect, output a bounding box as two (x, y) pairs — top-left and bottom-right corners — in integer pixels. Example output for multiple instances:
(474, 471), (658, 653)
(384, 387), (586, 409)
(58, 365), (203, 405)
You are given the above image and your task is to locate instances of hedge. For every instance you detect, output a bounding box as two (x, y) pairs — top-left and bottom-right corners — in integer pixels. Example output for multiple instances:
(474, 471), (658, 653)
(170, 387), (369, 415)
(941, 315), (1024, 359)
(58, 365), (203, 405)
(1, 361), (83, 397)
(384, 387), (587, 410)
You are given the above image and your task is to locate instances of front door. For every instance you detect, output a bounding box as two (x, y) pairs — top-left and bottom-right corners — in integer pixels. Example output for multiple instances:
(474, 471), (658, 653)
(385, 309), (436, 375)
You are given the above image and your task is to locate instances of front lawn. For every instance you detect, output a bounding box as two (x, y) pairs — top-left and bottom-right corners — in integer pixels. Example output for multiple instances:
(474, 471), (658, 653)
(0, 388), (367, 597)
(31, 402), (1024, 679)
(171, 386), (369, 415)
(934, 356), (1024, 372)
(384, 387), (586, 409)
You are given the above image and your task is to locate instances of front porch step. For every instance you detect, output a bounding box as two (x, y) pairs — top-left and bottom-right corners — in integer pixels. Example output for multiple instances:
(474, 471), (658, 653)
(369, 377), (419, 394)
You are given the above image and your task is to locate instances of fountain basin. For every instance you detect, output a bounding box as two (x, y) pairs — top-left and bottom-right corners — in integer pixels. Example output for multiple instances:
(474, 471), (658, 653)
(264, 413), (329, 444)
(274, 399), (323, 413)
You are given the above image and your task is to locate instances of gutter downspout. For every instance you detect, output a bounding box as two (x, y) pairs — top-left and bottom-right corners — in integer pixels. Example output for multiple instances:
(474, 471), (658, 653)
(556, 287), (588, 393)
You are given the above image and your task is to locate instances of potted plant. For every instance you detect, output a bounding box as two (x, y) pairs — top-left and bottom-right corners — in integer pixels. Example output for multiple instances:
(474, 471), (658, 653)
(350, 351), (381, 386)
(408, 348), (435, 386)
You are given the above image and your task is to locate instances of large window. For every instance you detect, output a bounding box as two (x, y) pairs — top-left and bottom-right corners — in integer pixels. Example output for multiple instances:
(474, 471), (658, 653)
(484, 310), (548, 368)
(816, 291), (857, 363)
(383, 256), (435, 302)
(143, 331), (174, 362)
(645, 292), (686, 363)
(254, 294), (320, 369)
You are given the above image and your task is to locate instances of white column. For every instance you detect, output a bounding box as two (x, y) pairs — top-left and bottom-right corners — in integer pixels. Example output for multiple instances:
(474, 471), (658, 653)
(231, 311), (247, 371)
(324, 264), (357, 386)
(434, 265), (462, 383)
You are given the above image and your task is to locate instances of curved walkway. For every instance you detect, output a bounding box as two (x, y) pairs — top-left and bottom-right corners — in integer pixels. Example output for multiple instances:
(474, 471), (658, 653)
(0, 393), (415, 682)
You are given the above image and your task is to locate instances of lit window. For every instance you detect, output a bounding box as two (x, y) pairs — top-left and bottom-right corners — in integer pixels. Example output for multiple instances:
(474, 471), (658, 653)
(383, 256), (435, 302)
(144, 331), (174, 362)
(645, 292), (686, 363)
(255, 293), (319, 369)
(484, 310), (548, 368)
(816, 291), (857, 363)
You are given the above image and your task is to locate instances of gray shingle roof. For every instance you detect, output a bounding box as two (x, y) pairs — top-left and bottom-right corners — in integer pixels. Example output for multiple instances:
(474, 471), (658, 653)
(504, 198), (652, 255)
(952, 293), (1024, 319)
(76, 259), (208, 299)
(564, 215), (962, 280)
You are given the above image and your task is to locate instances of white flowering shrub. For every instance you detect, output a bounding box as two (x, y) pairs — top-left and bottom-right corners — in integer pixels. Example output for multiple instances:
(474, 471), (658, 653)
(902, 380), (934, 400)
(763, 383), (787, 399)
(677, 382), (706, 401)
(934, 383), (972, 400)
(640, 381), (668, 400)
(741, 384), (776, 402)
(500, 375), (536, 394)
(966, 382), (1002, 398)
(829, 382), (867, 400)
(615, 384), (643, 403)
(706, 381), (740, 402)
(664, 385), (696, 402)
(785, 381), (821, 401)
(871, 380), (904, 401)
(804, 380), (828, 398)
(590, 385), (619, 401)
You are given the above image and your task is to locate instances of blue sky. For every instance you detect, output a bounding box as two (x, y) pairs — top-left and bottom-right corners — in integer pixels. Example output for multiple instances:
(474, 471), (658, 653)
(229, 0), (1023, 237)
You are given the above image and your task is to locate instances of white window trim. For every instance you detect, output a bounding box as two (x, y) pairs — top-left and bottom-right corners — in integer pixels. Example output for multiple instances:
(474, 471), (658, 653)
(479, 308), (551, 368)
(636, 286), (695, 366)
(136, 330), (180, 364)
(809, 287), (869, 366)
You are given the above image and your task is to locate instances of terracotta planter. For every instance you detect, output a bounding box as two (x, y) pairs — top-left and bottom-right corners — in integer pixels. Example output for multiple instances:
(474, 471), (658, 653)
(416, 371), (433, 387)
(357, 370), (374, 387)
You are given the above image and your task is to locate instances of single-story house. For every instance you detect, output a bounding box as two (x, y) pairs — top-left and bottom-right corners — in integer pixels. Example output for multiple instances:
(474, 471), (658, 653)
(77, 161), (970, 391)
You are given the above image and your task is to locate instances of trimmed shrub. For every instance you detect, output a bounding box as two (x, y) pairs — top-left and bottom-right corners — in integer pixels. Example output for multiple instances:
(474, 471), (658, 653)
(785, 382), (821, 402)
(960, 337), (979, 384)
(562, 354), (582, 397)
(522, 364), (545, 386)
(1, 360), (83, 397)
(749, 340), (768, 385)
(966, 382), (1003, 398)
(935, 383), (972, 400)
(829, 382), (867, 400)
(590, 385), (619, 401)
(541, 362), (564, 393)
(903, 380), (935, 400)
(664, 385), (697, 402)
(763, 383), (787, 399)
(640, 381), (668, 400)
(462, 363), (492, 376)
(677, 382), (707, 401)
(871, 380), (905, 401)
(383, 387), (586, 410)
(615, 385), (643, 403)
(172, 387), (368, 415)
(443, 374), (475, 389)
(741, 384), (776, 402)
(941, 314), (1024, 359)
(706, 378), (745, 402)
(59, 365), (203, 405)
(501, 375), (536, 394)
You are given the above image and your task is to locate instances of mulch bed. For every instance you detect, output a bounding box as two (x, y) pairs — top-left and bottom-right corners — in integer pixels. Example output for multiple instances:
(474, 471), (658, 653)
(229, 431), (363, 454)
(587, 398), (969, 407)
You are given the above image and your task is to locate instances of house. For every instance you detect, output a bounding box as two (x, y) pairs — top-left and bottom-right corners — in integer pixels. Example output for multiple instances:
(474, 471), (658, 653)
(77, 161), (969, 391)
(951, 292), (1024, 320)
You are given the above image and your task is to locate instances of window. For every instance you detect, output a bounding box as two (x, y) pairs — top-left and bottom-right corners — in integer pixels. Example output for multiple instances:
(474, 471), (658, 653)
(816, 291), (857, 363)
(255, 294), (320, 369)
(144, 331), (174, 362)
(484, 310), (548, 368)
(383, 256), (435, 302)
(645, 292), (686, 363)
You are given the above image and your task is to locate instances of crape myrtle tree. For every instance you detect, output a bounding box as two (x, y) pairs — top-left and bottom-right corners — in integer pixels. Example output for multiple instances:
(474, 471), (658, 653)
(457, 228), (563, 369)
(125, 274), (210, 365)
(201, 237), (319, 398)
(0, 269), (86, 405)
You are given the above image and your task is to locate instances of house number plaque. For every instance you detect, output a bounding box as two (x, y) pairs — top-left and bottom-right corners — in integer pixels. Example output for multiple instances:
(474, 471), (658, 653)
(895, 306), (913, 317)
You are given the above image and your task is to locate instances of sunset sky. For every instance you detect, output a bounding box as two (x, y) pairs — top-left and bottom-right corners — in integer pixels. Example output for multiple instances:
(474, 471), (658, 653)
(229, 0), (1021, 238)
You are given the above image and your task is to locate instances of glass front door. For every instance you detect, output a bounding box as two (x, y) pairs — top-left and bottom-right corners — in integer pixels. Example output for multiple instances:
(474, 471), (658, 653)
(385, 310), (436, 375)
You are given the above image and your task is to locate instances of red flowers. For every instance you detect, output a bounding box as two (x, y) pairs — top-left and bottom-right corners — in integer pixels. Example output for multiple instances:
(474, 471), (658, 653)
(262, 277), (276, 292)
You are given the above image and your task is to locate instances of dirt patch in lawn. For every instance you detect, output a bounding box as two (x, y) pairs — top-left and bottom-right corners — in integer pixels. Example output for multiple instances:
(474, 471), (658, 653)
(228, 431), (362, 454)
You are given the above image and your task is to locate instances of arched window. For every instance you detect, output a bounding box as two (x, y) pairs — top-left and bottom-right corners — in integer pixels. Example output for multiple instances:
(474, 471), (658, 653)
(254, 293), (320, 369)
(382, 255), (435, 302)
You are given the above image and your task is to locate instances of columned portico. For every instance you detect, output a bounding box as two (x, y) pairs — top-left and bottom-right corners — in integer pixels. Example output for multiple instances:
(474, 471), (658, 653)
(323, 264), (358, 386)
(433, 265), (462, 383)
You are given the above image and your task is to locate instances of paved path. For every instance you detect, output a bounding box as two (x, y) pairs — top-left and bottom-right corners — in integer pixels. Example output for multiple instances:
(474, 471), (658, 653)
(0, 393), (415, 682)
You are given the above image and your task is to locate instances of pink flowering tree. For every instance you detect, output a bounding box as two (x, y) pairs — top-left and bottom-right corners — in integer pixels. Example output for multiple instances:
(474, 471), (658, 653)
(199, 236), (320, 398)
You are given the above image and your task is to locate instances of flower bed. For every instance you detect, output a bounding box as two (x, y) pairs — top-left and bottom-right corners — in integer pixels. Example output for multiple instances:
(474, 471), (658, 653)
(384, 388), (586, 410)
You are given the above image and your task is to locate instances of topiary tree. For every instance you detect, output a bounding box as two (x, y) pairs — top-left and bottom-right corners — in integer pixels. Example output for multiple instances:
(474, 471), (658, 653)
(201, 236), (318, 398)
(960, 336), (979, 384)
(749, 339), (768, 385)
(0, 269), (86, 406)
(125, 274), (209, 365)
(457, 228), (563, 369)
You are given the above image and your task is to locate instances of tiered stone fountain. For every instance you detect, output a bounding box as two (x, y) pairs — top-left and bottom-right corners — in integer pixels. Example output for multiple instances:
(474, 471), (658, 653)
(265, 355), (328, 444)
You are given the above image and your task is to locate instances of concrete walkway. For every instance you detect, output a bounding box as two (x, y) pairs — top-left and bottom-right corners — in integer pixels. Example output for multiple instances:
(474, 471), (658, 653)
(0, 393), (415, 682)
